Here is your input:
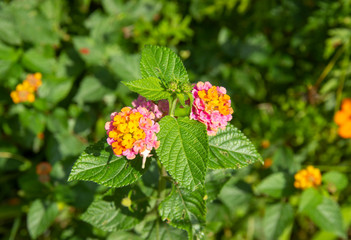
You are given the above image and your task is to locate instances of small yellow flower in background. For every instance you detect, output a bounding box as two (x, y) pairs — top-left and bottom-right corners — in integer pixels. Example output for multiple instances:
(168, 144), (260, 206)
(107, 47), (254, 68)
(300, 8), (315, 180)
(57, 202), (66, 211)
(10, 72), (42, 104)
(121, 197), (132, 208)
(24, 73), (42, 90)
(294, 165), (322, 189)
(10, 82), (36, 103)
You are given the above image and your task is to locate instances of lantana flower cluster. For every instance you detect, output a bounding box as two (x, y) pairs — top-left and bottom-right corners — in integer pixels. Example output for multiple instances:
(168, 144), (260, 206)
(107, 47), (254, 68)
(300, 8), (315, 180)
(10, 73), (42, 104)
(132, 96), (169, 120)
(294, 166), (322, 190)
(334, 98), (351, 138)
(105, 106), (160, 168)
(190, 81), (234, 135)
(106, 81), (234, 167)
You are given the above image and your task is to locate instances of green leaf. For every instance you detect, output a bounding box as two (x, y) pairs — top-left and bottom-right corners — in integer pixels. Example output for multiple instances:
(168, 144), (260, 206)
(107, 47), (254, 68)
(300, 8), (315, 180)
(19, 109), (46, 135)
(218, 181), (253, 210)
(159, 186), (206, 240)
(12, 5), (59, 45)
(54, 131), (87, 158)
(255, 172), (294, 198)
(107, 231), (143, 240)
(205, 169), (233, 202)
(140, 45), (189, 83)
(304, 196), (346, 238)
(74, 76), (112, 104)
(110, 53), (141, 81)
(271, 146), (300, 174)
(0, 43), (22, 78)
(322, 171), (348, 191)
(47, 108), (68, 134)
(0, 8), (21, 45)
(123, 77), (171, 101)
(208, 124), (262, 169)
(72, 36), (106, 65)
(263, 203), (294, 240)
(38, 76), (74, 106)
(298, 188), (323, 213)
(27, 200), (59, 239)
(157, 116), (208, 190)
(81, 187), (147, 232)
(138, 220), (188, 240)
(21, 48), (57, 74)
(68, 138), (147, 188)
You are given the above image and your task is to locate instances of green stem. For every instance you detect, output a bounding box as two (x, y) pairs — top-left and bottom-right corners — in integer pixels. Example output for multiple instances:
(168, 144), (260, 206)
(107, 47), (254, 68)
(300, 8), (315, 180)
(9, 216), (21, 240)
(334, 43), (350, 113)
(156, 158), (167, 240)
(0, 152), (32, 171)
(156, 219), (160, 240)
(156, 160), (167, 203)
(315, 45), (345, 89)
(169, 96), (178, 117)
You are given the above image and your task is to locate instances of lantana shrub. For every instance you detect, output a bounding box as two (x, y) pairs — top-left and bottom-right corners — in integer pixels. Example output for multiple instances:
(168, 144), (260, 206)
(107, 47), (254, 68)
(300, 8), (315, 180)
(68, 45), (262, 239)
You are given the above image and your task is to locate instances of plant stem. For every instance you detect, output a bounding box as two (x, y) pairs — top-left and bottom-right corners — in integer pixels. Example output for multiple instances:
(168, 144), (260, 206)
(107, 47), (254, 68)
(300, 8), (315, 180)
(9, 216), (21, 240)
(0, 152), (32, 171)
(314, 45), (345, 89)
(156, 159), (167, 203)
(169, 96), (178, 117)
(155, 158), (167, 240)
(334, 43), (350, 113)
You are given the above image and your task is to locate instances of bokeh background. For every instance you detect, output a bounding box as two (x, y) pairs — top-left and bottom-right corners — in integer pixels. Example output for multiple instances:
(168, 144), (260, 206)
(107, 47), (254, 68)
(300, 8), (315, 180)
(0, 0), (351, 239)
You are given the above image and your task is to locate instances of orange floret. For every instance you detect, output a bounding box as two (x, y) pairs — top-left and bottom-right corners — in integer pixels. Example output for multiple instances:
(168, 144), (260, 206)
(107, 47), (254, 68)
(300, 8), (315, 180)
(334, 98), (351, 138)
(341, 98), (351, 114)
(24, 72), (42, 90)
(338, 121), (351, 139)
(197, 87), (233, 116)
(263, 158), (273, 168)
(294, 166), (321, 189)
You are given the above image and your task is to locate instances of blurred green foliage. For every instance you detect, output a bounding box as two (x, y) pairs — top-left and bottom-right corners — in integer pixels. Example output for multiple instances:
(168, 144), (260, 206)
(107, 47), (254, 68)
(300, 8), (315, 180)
(0, 0), (351, 239)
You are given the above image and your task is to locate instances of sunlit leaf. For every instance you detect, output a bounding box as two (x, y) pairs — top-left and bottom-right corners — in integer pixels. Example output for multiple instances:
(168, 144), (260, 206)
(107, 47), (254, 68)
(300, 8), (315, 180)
(157, 116), (208, 190)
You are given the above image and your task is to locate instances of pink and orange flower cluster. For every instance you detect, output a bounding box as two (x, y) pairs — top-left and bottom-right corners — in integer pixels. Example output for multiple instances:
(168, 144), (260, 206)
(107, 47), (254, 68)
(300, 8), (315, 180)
(105, 106), (160, 168)
(190, 81), (234, 135)
(106, 81), (234, 167)
(10, 73), (42, 104)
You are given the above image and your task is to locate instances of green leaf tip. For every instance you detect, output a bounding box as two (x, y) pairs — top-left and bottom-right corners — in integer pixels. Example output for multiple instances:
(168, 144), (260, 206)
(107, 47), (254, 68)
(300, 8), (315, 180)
(122, 77), (171, 101)
(208, 124), (262, 169)
(140, 45), (189, 84)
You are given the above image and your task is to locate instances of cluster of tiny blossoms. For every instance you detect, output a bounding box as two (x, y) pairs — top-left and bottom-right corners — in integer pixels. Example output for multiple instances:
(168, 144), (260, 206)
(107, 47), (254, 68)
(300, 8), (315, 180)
(334, 98), (351, 138)
(132, 96), (169, 120)
(105, 106), (160, 168)
(106, 81), (234, 166)
(294, 166), (322, 190)
(10, 73), (42, 104)
(191, 81), (234, 135)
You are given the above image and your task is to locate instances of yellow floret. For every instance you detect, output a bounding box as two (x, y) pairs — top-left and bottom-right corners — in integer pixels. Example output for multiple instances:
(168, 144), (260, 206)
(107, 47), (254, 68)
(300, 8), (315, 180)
(34, 72), (42, 80)
(294, 166), (322, 190)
